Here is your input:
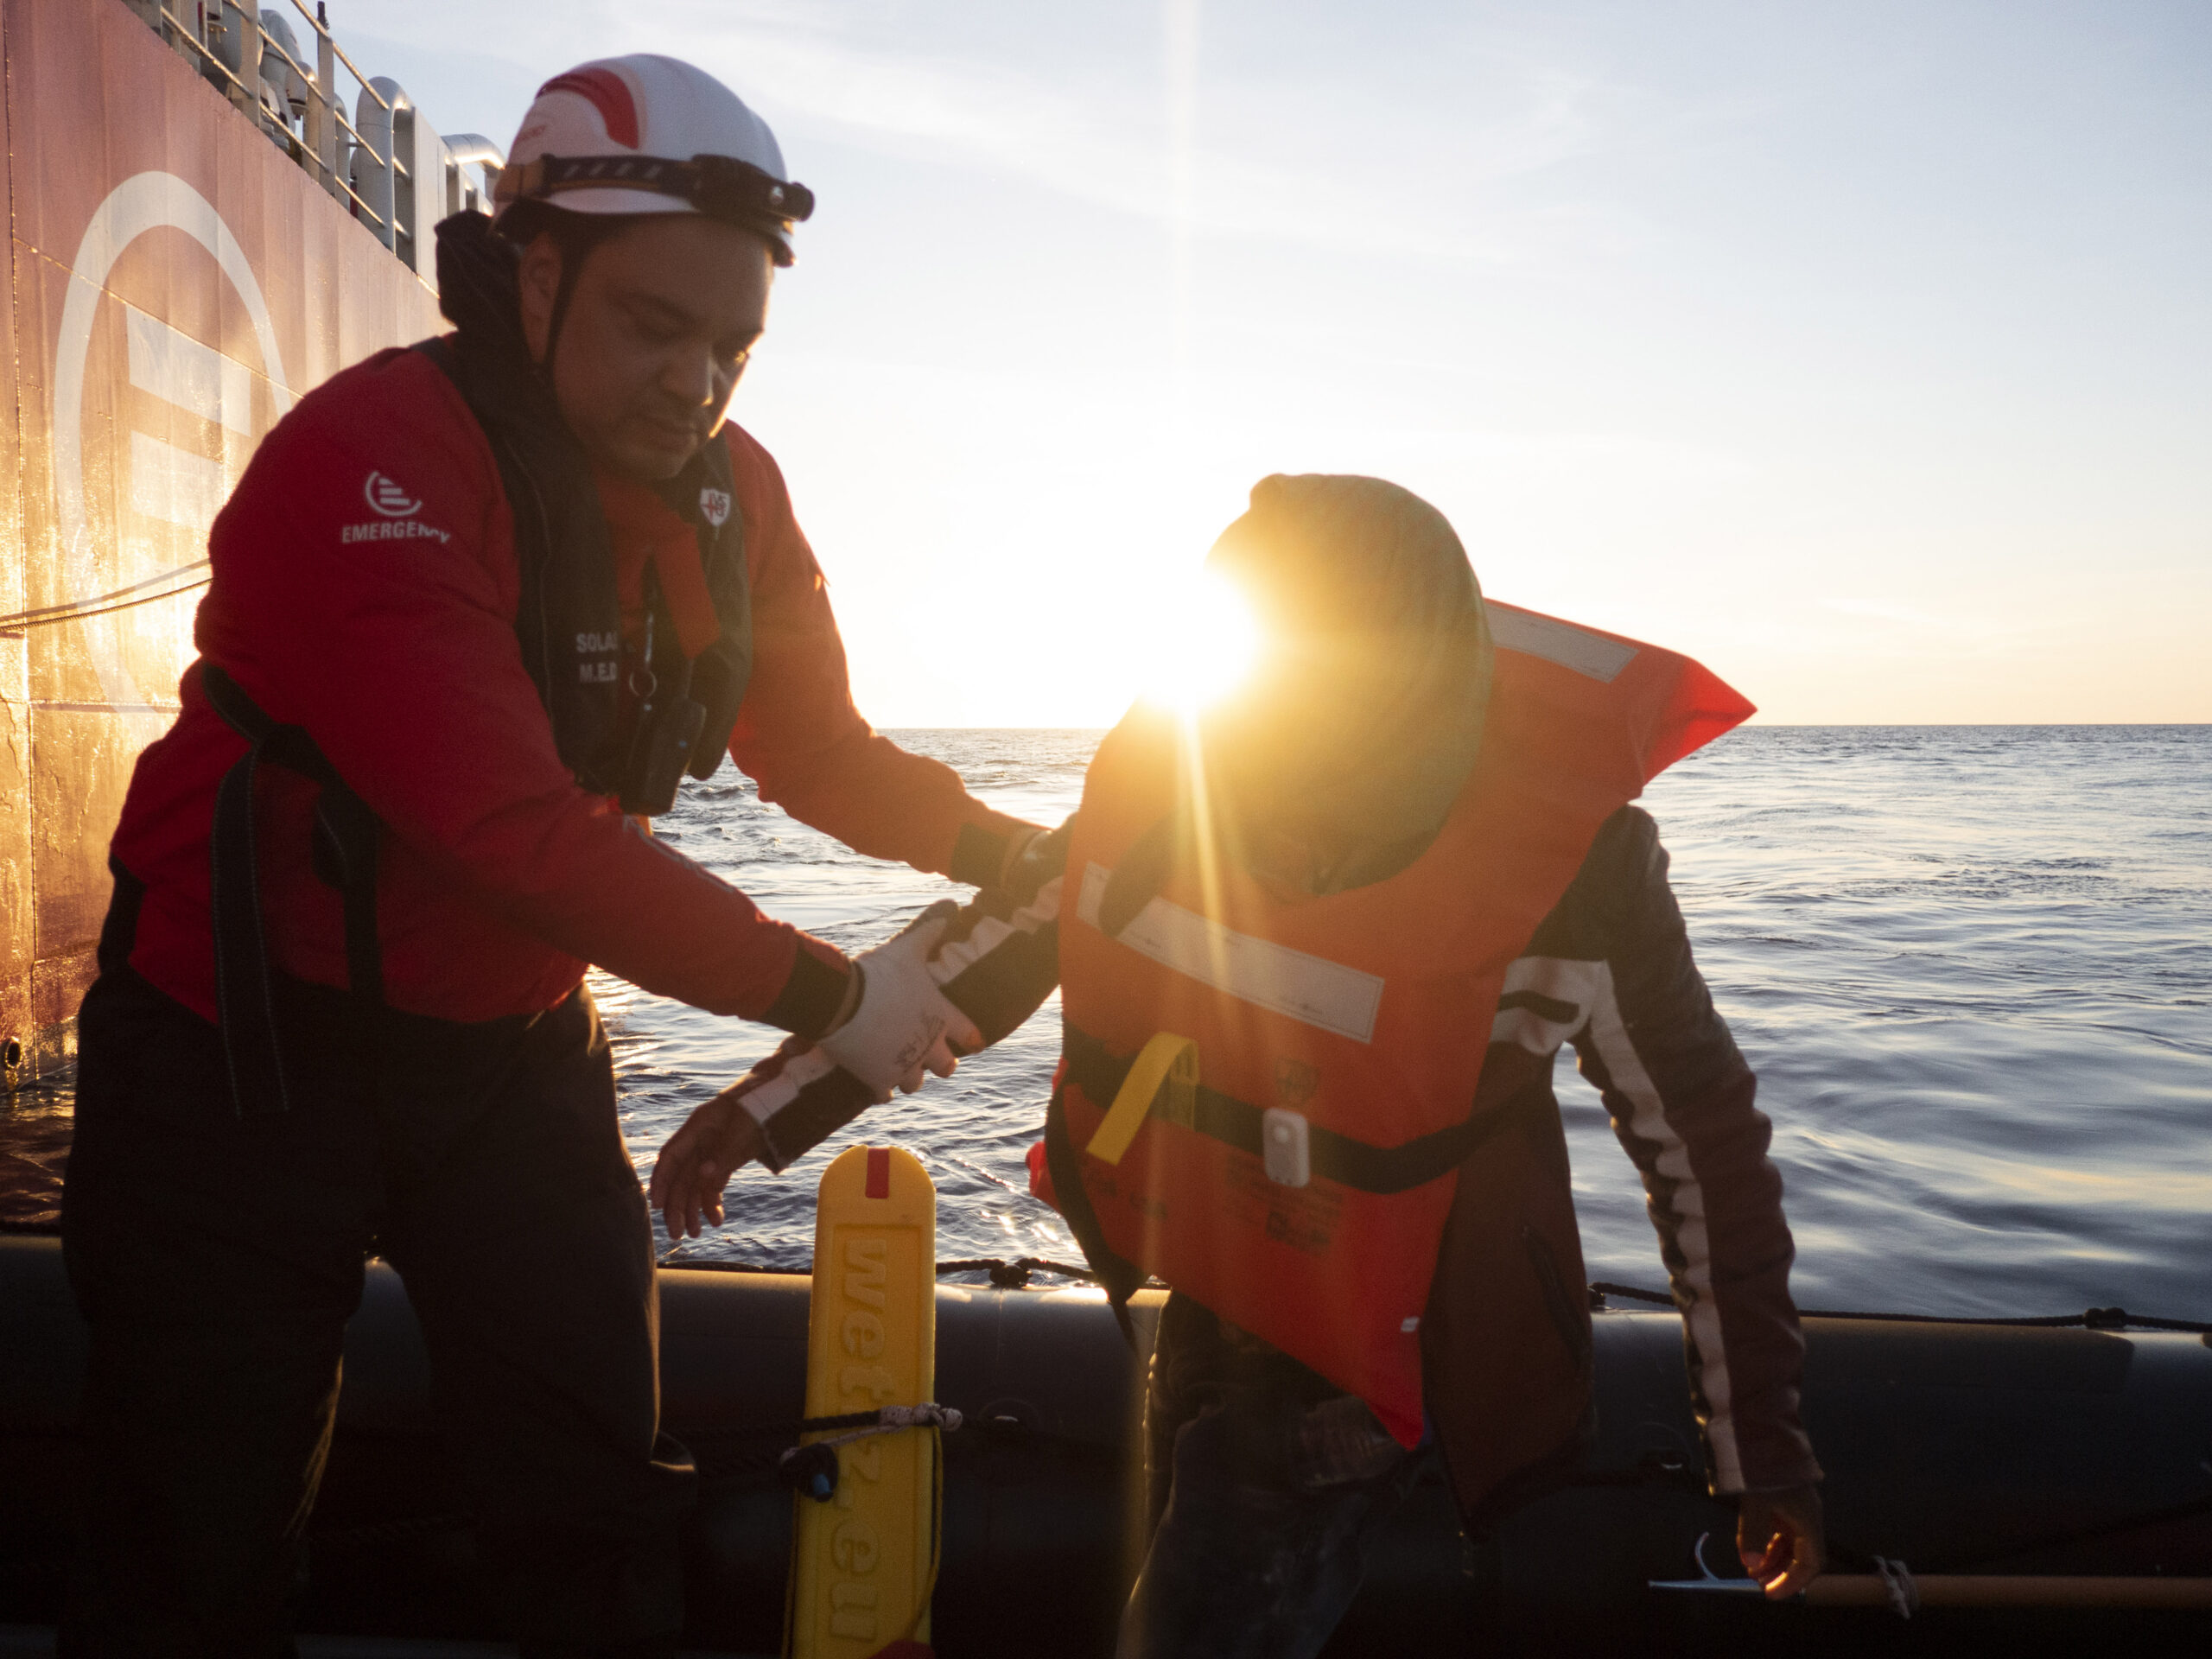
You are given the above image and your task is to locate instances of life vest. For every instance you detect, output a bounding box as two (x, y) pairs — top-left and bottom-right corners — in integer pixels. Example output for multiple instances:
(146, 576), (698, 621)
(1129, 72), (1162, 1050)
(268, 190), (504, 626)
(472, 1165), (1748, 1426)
(415, 333), (753, 815)
(200, 257), (760, 1118)
(1046, 602), (1752, 1446)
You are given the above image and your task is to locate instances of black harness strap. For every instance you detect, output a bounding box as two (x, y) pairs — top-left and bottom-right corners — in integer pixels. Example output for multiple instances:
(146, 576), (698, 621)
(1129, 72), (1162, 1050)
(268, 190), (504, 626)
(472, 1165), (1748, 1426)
(1058, 1022), (1509, 1197)
(410, 321), (754, 810)
(203, 664), (384, 1118)
(1041, 1070), (1147, 1346)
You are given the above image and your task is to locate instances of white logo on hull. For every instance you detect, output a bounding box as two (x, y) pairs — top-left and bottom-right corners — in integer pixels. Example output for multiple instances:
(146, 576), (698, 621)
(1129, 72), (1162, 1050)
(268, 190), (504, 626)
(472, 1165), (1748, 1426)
(54, 171), (295, 713)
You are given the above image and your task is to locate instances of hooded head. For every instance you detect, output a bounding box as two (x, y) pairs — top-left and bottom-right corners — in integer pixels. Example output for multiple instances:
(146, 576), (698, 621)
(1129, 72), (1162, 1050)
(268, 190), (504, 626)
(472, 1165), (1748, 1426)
(1197, 474), (1494, 896)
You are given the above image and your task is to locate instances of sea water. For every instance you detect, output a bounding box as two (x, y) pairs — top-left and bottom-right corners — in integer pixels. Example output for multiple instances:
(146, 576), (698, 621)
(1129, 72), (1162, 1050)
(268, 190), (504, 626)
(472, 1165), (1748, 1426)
(607, 726), (2212, 1322)
(3, 728), (2205, 1323)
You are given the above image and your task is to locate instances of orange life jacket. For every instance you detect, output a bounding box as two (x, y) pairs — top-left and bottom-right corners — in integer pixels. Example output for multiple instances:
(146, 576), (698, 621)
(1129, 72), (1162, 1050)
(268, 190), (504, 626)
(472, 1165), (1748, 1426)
(1044, 602), (1752, 1446)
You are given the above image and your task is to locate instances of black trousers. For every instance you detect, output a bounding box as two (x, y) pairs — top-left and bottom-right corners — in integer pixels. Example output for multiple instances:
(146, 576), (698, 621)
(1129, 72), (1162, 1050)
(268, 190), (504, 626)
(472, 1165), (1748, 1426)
(1119, 1294), (1432, 1659)
(60, 922), (694, 1657)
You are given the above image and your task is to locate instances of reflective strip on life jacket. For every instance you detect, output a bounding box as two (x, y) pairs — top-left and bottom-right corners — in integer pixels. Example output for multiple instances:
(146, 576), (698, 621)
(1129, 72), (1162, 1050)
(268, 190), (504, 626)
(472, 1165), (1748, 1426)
(1071, 861), (1386, 1042)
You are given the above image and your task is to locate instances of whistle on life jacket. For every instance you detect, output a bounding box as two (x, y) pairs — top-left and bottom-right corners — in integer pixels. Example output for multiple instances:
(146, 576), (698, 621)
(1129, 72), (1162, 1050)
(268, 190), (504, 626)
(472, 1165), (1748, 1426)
(787, 1146), (940, 1659)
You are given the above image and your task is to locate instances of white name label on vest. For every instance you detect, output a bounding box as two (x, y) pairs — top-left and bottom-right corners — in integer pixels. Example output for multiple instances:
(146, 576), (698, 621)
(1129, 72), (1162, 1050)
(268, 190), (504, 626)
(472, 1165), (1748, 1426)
(1077, 862), (1386, 1044)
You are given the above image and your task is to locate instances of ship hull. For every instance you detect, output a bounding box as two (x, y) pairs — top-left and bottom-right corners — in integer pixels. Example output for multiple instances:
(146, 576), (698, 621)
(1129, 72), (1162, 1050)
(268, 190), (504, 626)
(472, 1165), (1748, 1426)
(0, 0), (442, 1087)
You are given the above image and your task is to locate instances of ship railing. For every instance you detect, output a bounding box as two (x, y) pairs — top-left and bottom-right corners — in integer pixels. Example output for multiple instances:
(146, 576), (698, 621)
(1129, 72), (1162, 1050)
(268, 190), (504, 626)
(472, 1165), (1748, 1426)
(125, 3), (501, 285)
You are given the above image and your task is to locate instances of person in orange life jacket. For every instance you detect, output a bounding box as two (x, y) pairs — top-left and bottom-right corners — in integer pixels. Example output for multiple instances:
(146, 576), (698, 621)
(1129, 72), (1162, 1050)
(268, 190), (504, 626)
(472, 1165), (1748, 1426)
(653, 475), (1827, 1657)
(60, 55), (1034, 1659)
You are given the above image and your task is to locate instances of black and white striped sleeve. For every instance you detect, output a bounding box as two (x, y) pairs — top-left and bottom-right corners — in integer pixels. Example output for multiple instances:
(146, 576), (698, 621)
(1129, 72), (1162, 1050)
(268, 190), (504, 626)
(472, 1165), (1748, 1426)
(1552, 808), (1821, 1495)
(734, 827), (1071, 1172)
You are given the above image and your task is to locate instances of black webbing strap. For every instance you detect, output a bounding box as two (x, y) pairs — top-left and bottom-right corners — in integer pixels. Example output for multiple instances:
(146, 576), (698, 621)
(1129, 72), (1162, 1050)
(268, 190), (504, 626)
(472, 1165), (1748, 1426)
(1059, 1022), (1509, 1196)
(202, 664), (383, 1118)
(1041, 1076), (1146, 1347)
(501, 153), (816, 227)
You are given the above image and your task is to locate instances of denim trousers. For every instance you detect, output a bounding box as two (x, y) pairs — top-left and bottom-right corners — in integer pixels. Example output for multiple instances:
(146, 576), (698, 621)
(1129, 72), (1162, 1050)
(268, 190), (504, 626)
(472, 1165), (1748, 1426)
(1117, 1294), (1435, 1659)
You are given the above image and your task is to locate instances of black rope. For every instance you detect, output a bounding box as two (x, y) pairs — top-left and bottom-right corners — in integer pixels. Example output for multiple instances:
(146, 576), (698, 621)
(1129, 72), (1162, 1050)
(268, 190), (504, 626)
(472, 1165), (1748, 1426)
(0, 563), (210, 632)
(680, 1408), (891, 1444)
(656, 1252), (1136, 1288)
(1589, 1280), (1675, 1306)
(1590, 1281), (2212, 1335)
(658, 1259), (2202, 1325)
(936, 1255), (1103, 1287)
(653, 1257), (793, 1273)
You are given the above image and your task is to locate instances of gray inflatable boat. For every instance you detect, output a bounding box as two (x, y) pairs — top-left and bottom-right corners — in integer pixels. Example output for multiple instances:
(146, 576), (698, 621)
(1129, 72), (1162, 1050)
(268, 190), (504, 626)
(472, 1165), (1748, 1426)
(2, 1236), (2207, 1656)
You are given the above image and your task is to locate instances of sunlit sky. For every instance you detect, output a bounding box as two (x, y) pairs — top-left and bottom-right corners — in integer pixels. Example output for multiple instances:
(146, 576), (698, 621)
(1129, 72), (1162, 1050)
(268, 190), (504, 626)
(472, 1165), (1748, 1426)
(353, 1), (2208, 726)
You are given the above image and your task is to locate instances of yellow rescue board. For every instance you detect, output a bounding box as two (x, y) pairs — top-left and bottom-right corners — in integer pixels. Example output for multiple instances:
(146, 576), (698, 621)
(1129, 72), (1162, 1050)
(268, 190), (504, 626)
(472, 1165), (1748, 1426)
(788, 1145), (938, 1658)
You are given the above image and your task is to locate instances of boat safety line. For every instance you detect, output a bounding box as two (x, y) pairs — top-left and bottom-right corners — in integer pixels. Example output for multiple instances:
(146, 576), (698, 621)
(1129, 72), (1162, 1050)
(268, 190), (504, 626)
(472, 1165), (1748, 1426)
(1591, 1280), (2212, 1334)
(936, 1255), (1118, 1287)
(654, 1251), (1162, 1289)
(659, 1261), (2206, 1329)
(684, 1402), (961, 1445)
(784, 1402), (962, 1456)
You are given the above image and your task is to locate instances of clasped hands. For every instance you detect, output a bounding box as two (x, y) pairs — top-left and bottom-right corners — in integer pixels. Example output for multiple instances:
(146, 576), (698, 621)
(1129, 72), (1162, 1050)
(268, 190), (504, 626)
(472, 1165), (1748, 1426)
(650, 899), (980, 1241)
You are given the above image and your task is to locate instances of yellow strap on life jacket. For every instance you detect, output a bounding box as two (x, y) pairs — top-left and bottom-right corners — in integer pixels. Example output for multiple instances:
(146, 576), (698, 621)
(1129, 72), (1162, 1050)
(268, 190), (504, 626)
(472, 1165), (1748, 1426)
(1087, 1033), (1198, 1166)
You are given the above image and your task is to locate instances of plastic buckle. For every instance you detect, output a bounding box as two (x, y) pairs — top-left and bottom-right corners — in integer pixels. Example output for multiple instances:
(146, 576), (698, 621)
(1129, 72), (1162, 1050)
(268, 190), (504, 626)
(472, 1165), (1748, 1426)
(1262, 1108), (1311, 1187)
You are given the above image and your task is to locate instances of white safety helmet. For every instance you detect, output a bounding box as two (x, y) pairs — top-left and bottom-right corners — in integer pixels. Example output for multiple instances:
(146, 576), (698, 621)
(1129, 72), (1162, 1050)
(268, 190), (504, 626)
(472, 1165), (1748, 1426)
(493, 54), (813, 264)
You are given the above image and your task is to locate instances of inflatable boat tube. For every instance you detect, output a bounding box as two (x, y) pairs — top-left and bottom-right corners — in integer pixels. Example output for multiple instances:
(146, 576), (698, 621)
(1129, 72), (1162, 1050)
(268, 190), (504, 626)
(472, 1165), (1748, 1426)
(1, 1236), (2207, 1656)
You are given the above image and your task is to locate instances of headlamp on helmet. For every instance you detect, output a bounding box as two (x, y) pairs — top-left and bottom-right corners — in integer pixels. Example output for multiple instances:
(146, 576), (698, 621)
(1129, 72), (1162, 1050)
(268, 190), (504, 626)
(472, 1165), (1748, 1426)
(493, 152), (815, 263)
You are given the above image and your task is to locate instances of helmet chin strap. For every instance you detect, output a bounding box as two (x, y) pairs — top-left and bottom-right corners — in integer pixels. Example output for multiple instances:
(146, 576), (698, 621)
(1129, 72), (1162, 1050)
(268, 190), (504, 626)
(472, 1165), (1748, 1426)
(537, 252), (586, 385)
(536, 218), (623, 384)
(529, 218), (728, 461)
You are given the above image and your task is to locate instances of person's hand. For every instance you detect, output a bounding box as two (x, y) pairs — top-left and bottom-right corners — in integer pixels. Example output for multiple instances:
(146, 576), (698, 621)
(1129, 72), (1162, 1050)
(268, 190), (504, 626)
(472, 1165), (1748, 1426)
(650, 1083), (768, 1241)
(1738, 1483), (1825, 1599)
(817, 901), (983, 1102)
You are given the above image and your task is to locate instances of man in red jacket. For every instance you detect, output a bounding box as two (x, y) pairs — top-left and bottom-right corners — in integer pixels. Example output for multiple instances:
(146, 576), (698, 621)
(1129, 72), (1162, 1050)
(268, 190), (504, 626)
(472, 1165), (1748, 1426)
(62, 54), (1031, 1659)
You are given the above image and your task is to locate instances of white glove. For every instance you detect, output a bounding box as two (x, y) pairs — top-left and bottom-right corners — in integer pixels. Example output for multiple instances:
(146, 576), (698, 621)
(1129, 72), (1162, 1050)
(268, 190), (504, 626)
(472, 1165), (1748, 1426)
(817, 901), (983, 1102)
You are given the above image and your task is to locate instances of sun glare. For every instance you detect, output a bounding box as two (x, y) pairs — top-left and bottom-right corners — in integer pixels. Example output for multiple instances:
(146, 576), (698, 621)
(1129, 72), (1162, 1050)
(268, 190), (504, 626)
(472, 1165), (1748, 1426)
(1142, 570), (1261, 716)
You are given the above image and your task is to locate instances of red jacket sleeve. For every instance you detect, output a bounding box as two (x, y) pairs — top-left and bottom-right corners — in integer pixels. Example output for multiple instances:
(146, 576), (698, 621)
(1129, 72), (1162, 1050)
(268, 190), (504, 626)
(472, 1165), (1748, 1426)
(198, 353), (849, 1033)
(721, 427), (1034, 887)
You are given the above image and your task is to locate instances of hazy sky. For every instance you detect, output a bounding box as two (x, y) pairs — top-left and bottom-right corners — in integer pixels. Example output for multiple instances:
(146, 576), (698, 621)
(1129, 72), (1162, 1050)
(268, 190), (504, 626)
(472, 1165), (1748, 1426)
(348, 1), (2209, 725)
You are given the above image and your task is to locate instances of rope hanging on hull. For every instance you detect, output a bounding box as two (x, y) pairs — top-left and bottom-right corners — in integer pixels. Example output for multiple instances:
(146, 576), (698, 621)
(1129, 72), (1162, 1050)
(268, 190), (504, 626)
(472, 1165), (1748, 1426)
(0, 562), (210, 632)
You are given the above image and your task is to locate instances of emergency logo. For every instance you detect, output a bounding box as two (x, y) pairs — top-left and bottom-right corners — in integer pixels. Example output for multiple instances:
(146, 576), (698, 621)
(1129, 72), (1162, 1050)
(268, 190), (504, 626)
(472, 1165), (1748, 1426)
(699, 486), (732, 528)
(364, 472), (422, 517)
(343, 470), (450, 544)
